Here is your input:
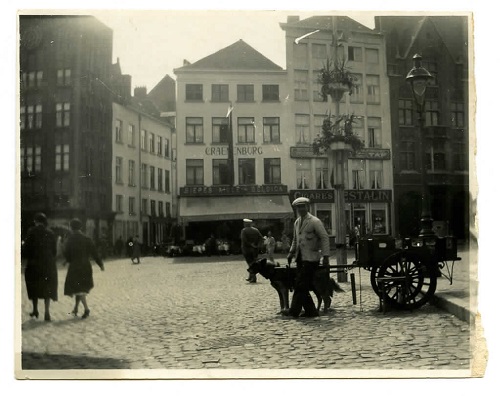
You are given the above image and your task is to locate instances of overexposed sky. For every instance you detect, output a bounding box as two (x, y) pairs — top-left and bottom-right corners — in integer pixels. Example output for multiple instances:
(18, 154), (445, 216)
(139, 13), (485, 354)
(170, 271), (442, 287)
(93, 10), (376, 91)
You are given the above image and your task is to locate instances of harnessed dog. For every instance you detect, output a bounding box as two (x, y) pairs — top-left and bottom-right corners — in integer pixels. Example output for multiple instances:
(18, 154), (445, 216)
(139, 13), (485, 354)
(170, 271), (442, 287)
(248, 258), (344, 314)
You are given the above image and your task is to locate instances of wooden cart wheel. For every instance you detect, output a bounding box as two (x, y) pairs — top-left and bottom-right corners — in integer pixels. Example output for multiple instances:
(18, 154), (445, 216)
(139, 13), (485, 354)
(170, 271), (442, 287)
(370, 266), (383, 297)
(377, 251), (437, 310)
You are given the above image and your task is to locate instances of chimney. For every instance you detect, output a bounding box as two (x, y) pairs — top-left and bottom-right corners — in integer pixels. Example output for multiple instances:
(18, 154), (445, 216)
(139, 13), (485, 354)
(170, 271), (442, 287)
(183, 59), (191, 66)
(134, 86), (147, 98)
(287, 16), (300, 24)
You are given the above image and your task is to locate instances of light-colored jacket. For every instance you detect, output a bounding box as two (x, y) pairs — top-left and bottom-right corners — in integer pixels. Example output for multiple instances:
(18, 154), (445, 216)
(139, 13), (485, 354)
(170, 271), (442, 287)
(289, 213), (330, 262)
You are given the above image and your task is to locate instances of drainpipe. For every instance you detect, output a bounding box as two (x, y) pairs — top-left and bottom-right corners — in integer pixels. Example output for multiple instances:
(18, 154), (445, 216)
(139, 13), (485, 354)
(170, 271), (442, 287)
(138, 113), (143, 243)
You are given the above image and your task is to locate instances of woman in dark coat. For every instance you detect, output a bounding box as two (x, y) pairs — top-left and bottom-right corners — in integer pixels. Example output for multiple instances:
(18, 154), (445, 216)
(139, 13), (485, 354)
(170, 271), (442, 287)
(63, 218), (104, 319)
(23, 212), (58, 321)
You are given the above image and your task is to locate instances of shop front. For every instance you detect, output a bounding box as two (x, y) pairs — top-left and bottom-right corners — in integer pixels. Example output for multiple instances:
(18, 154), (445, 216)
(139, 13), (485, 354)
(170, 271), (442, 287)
(179, 185), (294, 251)
(289, 189), (393, 244)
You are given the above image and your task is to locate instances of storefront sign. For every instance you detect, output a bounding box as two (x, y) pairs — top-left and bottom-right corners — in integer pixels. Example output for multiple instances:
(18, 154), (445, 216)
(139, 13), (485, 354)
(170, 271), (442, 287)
(181, 184), (288, 196)
(289, 189), (392, 203)
(290, 146), (391, 160)
(290, 146), (326, 158)
(205, 146), (264, 156)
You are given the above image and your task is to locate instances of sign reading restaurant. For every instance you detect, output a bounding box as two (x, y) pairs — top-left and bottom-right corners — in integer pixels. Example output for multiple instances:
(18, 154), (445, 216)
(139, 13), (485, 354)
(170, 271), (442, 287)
(181, 184), (288, 197)
(289, 189), (392, 203)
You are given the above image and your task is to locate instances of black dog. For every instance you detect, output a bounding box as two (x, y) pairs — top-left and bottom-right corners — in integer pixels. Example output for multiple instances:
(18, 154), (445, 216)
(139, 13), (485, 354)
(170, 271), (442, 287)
(248, 258), (344, 314)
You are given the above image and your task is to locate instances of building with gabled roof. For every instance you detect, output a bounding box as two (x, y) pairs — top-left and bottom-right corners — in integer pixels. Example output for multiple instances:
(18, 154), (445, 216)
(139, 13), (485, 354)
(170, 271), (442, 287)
(376, 15), (469, 239)
(174, 39), (293, 248)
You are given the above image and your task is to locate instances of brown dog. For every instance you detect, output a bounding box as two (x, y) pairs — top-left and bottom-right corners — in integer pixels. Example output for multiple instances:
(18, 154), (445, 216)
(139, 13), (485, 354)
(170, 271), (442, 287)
(248, 258), (344, 314)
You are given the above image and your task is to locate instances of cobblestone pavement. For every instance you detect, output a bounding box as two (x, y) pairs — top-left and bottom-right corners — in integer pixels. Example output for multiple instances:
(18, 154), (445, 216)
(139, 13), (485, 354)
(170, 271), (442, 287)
(19, 254), (471, 375)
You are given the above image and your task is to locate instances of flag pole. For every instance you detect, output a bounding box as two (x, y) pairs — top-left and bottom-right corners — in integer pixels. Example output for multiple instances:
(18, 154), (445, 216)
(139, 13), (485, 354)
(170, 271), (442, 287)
(227, 103), (235, 186)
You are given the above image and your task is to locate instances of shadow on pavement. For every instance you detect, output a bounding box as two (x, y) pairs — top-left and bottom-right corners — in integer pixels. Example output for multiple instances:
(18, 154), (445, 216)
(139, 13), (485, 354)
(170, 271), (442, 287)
(22, 352), (130, 370)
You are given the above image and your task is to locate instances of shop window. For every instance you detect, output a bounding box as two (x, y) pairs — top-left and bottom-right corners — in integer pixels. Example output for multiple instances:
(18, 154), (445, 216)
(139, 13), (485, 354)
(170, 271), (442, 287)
(371, 209), (387, 235)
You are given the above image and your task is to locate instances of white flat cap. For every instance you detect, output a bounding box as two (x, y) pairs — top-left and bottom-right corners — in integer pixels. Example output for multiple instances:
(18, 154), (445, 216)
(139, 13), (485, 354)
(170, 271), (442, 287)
(243, 218), (253, 223)
(292, 197), (310, 206)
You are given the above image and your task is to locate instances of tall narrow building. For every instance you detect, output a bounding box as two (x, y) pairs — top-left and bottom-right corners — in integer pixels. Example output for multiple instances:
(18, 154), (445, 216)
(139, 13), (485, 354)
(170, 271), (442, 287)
(376, 16), (469, 239)
(19, 15), (114, 240)
(280, 16), (394, 240)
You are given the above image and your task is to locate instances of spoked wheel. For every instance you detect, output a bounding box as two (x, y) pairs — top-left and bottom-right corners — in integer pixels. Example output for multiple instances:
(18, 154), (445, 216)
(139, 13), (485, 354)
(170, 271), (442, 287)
(377, 251), (437, 310)
(370, 266), (383, 297)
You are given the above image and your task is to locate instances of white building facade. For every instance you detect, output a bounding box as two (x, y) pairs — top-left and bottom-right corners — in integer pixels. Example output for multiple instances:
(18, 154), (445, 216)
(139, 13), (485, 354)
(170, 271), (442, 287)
(112, 102), (176, 248)
(281, 16), (394, 240)
(174, 40), (295, 247)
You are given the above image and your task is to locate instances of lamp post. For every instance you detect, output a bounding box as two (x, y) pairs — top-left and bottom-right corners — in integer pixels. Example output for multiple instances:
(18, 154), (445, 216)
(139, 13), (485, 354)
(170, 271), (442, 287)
(406, 54), (435, 242)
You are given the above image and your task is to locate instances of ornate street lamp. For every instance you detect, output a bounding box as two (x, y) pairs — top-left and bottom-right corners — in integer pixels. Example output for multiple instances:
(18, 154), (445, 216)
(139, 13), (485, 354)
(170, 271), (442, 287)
(406, 54), (435, 241)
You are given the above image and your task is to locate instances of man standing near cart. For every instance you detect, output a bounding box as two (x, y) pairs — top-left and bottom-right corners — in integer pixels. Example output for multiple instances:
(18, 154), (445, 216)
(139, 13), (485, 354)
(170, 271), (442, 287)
(287, 197), (330, 317)
(240, 218), (264, 283)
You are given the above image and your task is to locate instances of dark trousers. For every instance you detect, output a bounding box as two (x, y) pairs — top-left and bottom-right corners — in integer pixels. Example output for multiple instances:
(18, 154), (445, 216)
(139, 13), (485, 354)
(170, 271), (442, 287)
(288, 256), (319, 317)
(243, 251), (258, 282)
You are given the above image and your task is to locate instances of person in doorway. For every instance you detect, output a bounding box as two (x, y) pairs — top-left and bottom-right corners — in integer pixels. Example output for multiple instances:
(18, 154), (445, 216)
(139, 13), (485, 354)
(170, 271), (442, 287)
(63, 218), (104, 319)
(131, 235), (141, 264)
(265, 230), (276, 264)
(240, 219), (264, 283)
(22, 212), (58, 321)
(286, 197), (330, 318)
(205, 234), (217, 257)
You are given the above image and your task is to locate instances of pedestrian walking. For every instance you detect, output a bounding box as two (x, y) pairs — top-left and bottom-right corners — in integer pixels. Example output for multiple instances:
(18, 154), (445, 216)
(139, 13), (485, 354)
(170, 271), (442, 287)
(286, 197), (330, 318)
(22, 212), (58, 321)
(63, 218), (104, 319)
(240, 218), (264, 283)
(265, 230), (276, 264)
(131, 234), (141, 264)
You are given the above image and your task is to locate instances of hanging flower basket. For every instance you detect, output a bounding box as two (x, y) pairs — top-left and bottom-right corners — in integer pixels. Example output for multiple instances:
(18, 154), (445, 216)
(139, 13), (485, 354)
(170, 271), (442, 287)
(318, 58), (358, 101)
(312, 113), (364, 156)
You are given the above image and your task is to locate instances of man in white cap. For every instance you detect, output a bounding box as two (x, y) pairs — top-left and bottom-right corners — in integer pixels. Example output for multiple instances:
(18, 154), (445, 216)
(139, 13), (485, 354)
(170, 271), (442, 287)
(286, 197), (330, 317)
(240, 218), (264, 283)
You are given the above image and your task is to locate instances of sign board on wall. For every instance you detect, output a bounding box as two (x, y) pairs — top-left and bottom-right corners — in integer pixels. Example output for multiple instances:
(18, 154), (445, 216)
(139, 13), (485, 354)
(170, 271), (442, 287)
(289, 189), (392, 203)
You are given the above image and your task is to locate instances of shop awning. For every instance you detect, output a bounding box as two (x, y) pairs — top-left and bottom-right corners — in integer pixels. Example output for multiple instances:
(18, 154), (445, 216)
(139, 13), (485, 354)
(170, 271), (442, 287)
(179, 195), (294, 222)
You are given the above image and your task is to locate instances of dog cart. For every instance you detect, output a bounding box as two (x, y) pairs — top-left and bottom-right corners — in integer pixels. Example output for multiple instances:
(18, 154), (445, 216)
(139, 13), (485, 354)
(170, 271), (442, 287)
(339, 236), (461, 311)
